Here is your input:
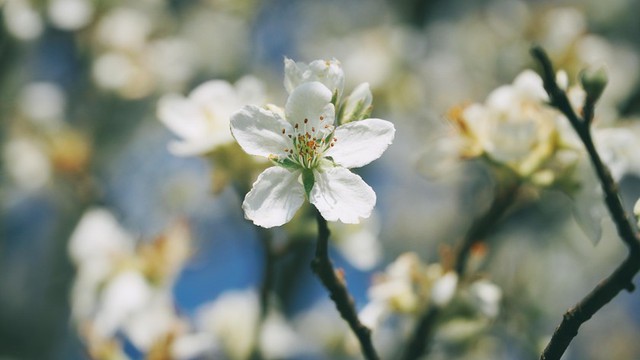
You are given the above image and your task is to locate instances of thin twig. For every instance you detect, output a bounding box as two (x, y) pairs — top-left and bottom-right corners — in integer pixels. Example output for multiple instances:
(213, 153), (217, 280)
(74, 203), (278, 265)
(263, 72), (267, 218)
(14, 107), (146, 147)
(310, 209), (380, 360)
(401, 307), (440, 360)
(531, 45), (640, 360)
(402, 178), (521, 360)
(531, 46), (639, 252)
(455, 179), (521, 276)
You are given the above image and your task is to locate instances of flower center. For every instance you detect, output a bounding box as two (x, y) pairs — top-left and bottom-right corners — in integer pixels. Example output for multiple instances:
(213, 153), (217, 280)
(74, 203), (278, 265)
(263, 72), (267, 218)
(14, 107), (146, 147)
(282, 116), (336, 169)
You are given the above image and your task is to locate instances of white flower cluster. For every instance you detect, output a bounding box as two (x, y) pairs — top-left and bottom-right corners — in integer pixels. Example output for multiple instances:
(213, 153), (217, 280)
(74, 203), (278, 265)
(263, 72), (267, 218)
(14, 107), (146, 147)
(69, 209), (276, 360)
(157, 76), (266, 156)
(360, 252), (502, 345)
(68, 208), (191, 358)
(230, 58), (395, 227)
(446, 70), (579, 184)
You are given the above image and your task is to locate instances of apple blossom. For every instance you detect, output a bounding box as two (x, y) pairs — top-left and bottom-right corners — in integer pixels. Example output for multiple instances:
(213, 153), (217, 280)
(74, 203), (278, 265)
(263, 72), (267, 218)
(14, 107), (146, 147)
(230, 78), (394, 228)
(284, 57), (374, 124)
(359, 253), (459, 332)
(196, 289), (260, 360)
(284, 57), (345, 97)
(158, 76), (265, 156)
(449, 70), (583, 184)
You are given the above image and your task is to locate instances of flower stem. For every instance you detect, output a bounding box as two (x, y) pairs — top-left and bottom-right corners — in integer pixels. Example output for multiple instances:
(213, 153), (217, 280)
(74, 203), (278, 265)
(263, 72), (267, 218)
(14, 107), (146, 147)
(531, 45), (640, 360)
(310, 208), (380, 360)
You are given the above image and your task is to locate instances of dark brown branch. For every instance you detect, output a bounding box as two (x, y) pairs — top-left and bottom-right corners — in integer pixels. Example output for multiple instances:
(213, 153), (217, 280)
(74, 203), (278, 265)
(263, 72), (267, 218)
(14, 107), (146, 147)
(402, 179), (521, 360)
(531, 45), (640, 360)
(310, 209), (380, 360)
(540, 253), (639, 360)
(455, 179), (521, 276)
(401, 307), (440, 360)
(531, 46), (639, 252)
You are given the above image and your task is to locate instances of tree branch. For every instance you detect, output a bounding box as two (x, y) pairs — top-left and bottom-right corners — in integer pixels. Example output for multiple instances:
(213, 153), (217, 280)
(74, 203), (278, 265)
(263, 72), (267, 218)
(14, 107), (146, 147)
(455, 179), (521, 276)
(310, 209), (380, 360)
(531, 45), (640, 360)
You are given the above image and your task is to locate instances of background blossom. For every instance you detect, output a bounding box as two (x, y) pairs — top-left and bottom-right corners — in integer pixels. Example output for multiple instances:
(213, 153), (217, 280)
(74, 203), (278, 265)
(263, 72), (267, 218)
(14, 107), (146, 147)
(3, 1), (640, 359)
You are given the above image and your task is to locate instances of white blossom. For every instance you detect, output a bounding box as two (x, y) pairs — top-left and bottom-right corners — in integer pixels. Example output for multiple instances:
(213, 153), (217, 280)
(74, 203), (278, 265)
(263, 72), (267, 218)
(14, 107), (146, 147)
(3, 0), (43, 41)
(284, 58), (345, 97)
(361, 252), (465, 336)
(159, 76), (265, 156)
(468, 280), (502, 318)
(196, 289), (260, 360)
(454, 70), (575, 179)
(96, 7), (151, 51)
(230, 79), (394, 227)
(19, 82), (66, 128)
(3, 137), (51, 191)
(47, 0), (94, 31)
(92, 271), (153, 339)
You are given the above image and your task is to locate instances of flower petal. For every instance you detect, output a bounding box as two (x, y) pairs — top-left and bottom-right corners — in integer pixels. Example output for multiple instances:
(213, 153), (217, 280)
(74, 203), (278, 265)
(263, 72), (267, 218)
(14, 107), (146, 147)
(190, 80), (237, 108)
(340, 82), (372, 124)
(235, 75), (266, 105)
(157, 94), (209, 140)
(283, 58), (305, 94)
(243, 167), (305, 228)
(310, 167), (375, 224)
(284, 82), (335, 135)
(325, 118), (395, 168)
(167, 138), (220, 156)
(230, 106), (293, 158)
(284, 58), (344, 97)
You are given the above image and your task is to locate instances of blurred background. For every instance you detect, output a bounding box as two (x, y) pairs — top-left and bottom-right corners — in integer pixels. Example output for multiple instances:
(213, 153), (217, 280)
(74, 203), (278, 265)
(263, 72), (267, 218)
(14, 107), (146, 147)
(2, 0), (640, 359)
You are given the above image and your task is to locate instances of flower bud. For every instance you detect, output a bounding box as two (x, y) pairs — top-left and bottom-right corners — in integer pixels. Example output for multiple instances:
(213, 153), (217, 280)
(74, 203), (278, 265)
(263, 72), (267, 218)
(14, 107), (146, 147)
(340, 82), (373, 124)
(634, 198), (640, 227)
(580, 65), (608, 102)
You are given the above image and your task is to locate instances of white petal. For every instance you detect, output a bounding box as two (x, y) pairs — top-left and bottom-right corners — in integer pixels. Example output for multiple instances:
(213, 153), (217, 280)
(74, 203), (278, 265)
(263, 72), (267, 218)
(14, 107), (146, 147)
(283, 58), (305, 94)
(157, 94), (209, 140)
(469, 280), (502, 318)
(310, 167), (375, 224)
(235, 75), (266, 105)
(341, 82), (372, 123)
(243, 167), (305, 228)
(68, 207), (133, 264)
(167, 137), (220, 156)
(431, 272), (458, 306)
(230, 106), (293, 158)
(284, 82), (335, 135)
(196, 289), (260, 360)
(190, 80), (236, 106)
(159, 95), (232, 155)
(124, 292), (176, 350)
(306, 58), (344, 97)
(325, 118), (395, 168)
(512, 69), (548, 101)
(359, 302), (388, 329)
(283, 58), (344, 97)
(93, 271), (152, 338)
